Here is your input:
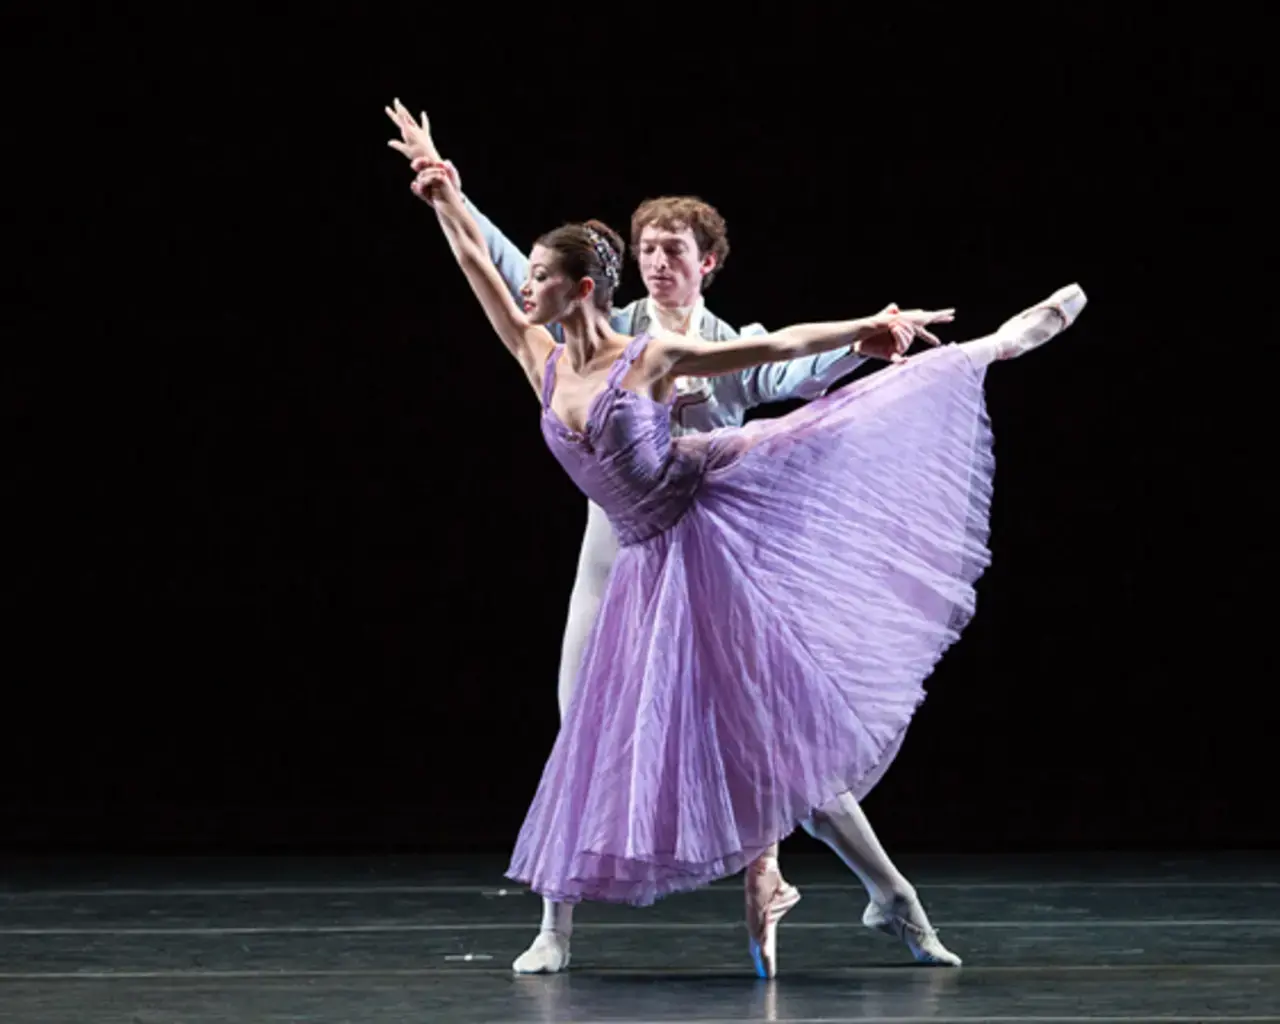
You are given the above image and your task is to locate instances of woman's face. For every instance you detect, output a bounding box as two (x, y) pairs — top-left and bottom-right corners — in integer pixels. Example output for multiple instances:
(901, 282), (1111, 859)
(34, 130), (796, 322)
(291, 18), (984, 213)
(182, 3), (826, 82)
(520, 246), (579, 325)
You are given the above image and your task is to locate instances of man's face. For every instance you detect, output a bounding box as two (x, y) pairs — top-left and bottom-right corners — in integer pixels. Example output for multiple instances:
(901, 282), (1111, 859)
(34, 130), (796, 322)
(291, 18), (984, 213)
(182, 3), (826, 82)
(636, 223), (717, 307)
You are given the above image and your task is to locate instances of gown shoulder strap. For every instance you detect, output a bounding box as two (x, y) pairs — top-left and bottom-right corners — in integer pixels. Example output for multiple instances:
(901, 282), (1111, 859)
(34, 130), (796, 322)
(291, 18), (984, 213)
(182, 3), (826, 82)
(607, 333), (653, 387)
(541, 345), (564, 410)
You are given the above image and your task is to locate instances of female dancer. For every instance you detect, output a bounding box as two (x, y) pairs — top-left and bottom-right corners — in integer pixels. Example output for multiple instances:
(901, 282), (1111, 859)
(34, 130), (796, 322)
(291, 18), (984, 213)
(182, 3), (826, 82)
(397, 125), (1085, 977)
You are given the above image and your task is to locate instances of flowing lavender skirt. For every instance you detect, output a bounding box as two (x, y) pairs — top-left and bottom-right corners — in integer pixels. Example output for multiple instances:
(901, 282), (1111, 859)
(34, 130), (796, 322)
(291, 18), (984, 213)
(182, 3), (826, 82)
(508, 346), (994, 906)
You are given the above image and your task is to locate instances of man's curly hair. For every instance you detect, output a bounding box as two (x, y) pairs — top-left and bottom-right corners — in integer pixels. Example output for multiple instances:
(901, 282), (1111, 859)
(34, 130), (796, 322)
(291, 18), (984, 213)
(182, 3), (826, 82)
(629, 196), (730, 291)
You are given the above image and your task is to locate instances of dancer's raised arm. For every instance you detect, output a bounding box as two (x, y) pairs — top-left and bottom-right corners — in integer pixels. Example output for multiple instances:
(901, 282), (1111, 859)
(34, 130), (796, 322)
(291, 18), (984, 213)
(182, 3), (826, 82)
(386, 100), (565, 335)
(388, 108), (554, 394)
(653, 312), (951, 381)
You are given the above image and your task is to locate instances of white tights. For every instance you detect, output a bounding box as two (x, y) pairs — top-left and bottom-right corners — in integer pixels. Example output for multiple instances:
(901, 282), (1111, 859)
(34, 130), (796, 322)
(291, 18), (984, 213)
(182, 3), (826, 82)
(535, 502), (617, 940)
(555, 501), (618, 719)
(801, 793), (915, 905)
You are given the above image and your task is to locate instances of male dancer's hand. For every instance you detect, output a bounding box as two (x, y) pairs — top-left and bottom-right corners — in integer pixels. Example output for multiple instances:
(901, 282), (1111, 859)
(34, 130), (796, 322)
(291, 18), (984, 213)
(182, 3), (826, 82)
(386, 99), (442, 165)
(386, 99), (462, 190)
(409, 161), (463, 210)
(856, 304), (929, 363)
(857, 324), (911, 362)
(412, 156), (461, 191)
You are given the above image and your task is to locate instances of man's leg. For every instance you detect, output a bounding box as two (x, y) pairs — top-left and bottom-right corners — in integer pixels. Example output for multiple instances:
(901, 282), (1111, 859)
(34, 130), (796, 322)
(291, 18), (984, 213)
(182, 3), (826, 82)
(782, 284), (1089, 970)
(554, 501), (619, 717)
(801, 792), (961, 966)
(513, 502), (617, 975)
(798, 282), (1081, 967)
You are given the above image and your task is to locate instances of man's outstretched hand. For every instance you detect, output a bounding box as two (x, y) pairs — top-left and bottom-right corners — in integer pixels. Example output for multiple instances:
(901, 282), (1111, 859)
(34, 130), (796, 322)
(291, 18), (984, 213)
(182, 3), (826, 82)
(857, 303), (946, 362)
(386, 98), (462, 190)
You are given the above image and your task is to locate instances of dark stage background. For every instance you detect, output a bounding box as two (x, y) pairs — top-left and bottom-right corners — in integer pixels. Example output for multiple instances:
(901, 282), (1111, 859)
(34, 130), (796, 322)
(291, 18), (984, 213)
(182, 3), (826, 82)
(6, 6), (1272, 855)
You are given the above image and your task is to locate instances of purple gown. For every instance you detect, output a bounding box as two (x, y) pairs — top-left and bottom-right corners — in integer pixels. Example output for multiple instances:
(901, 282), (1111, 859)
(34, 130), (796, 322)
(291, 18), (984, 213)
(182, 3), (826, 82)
(506, 333), (994, 906)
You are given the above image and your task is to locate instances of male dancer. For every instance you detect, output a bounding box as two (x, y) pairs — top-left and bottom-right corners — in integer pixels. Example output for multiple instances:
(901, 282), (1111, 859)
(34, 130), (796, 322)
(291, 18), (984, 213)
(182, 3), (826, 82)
(387, 102), (962, 977)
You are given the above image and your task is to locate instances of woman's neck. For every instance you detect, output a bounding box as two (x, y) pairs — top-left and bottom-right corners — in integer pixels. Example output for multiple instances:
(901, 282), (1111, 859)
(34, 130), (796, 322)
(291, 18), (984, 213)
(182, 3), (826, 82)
(561, 307), (619, 372)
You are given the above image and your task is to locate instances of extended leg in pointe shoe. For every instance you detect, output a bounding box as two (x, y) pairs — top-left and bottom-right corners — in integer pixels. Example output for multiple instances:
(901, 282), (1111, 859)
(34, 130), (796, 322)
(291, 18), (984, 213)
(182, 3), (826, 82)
(991, 283), (1088, 359)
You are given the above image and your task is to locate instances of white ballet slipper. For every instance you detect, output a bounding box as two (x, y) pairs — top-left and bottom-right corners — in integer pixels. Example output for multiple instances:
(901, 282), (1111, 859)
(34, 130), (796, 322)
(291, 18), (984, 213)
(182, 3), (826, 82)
(862, 896), (962, 967)
(512, 930), (571, 974)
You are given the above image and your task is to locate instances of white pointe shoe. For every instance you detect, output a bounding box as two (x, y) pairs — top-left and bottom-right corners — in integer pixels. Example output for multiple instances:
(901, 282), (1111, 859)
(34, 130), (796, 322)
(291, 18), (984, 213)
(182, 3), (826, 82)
(745, 861), (802, 979)
(992, 282), (1088, 359)
(863, 896), (963, 967)
(512, 930), (571, 974)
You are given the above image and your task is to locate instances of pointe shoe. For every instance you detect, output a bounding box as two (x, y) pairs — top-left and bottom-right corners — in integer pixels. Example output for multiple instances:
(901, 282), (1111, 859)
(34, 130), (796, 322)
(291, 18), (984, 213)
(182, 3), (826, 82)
(512, 930), (571, 974)
(745, 861), (802, 979)
(863, 896), (963, 967)
(993, 283), (1088, 359)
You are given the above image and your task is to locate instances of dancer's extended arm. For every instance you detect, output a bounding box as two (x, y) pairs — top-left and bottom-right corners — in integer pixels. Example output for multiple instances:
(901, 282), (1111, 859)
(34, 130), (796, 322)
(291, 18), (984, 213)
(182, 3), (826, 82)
(406, 155), (554, 393)
(656, 313), (951, 380)
(386, 100), (572, 338)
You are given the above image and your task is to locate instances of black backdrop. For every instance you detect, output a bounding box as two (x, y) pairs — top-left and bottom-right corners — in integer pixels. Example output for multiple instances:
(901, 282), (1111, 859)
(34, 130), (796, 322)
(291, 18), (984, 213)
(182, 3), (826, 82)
(7, 5), (1272, 855)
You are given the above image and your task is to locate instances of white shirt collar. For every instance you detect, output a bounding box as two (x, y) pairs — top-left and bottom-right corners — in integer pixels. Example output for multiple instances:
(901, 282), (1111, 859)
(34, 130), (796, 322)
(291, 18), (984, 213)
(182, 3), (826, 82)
(645, 296), (710, 396)
(645, 295), (706, 339)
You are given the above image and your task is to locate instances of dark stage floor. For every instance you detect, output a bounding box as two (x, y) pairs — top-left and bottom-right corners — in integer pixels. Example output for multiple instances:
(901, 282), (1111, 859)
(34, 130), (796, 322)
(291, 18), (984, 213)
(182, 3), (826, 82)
(0, 852), (1276, 1022)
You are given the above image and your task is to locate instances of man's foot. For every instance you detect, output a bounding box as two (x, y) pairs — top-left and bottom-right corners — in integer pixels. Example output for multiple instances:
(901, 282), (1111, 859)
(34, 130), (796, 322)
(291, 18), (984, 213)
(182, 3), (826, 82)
(992, 283), (1088, 359)
(745, 857), (802, 979)
(863, 895), (962, 967)
(512, 930), (571, 974)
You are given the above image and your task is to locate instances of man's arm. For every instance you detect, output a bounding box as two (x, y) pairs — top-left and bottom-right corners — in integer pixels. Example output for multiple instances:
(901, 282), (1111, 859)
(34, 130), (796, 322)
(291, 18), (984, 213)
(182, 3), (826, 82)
(461, 193), (531, 309)
(716, 309), (912, 407)
(738, 330), (870, 404)
(448, 172), (569, 340)
(455, 177), (574, 341)
(693, 317), (865, 410)
(385, 105), (561, 337)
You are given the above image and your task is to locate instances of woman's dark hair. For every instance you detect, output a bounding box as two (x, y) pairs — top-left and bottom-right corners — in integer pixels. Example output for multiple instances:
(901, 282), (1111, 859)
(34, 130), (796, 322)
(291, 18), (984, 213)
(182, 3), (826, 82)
(535, 219), (626, 311)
